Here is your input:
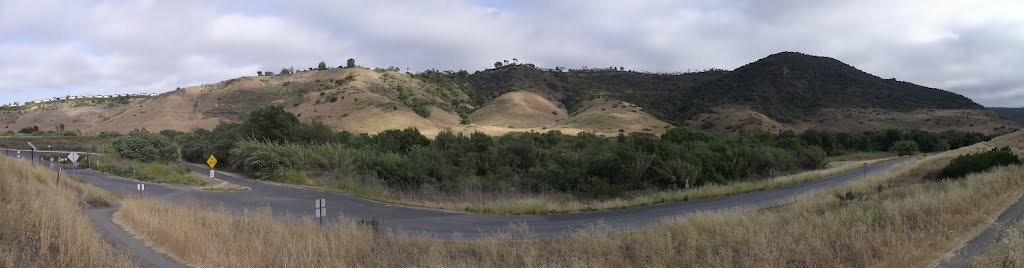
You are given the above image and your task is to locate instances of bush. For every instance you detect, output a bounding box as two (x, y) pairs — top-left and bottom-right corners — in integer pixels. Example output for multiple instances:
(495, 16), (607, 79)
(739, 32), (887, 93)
(797, 146), (828, 169)
(267, 169), (312, 185)
(890, 140), (919, 156)
(112, 129), (179, 163)
(937, 147), (1020, 180)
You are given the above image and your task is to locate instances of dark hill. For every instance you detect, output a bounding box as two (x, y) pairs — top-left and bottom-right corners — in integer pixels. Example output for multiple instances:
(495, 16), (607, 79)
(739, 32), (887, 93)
(684, 52), (983, 122)
(420, 52), (985, 125)
(990, 107), (1024, 125)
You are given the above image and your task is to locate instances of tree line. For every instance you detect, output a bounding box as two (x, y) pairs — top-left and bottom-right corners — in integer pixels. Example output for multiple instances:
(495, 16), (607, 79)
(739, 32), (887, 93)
(98, 105), (991, 199)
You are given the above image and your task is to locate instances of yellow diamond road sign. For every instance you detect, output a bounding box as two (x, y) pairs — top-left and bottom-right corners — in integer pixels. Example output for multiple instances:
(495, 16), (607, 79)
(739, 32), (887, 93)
(207, 155), (218, 169)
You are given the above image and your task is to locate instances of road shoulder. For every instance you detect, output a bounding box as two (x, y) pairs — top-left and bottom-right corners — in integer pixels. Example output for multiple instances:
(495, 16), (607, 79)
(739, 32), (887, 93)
(88, 205), (188, 268)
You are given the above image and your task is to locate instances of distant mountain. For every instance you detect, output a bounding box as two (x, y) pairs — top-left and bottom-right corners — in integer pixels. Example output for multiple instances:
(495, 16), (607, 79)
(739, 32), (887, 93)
(682, 52), (983, 122)
(1, 52), (1016, 136)
(990, 107), (1024, 125)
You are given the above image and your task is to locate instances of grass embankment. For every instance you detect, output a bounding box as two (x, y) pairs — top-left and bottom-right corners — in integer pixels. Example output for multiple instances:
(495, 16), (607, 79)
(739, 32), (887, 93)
(94, 155), (249, 191)
(95, 155), (203, 185)
(974, 221), (1024, 267)
(0, 135), (115, 153)
(342, 157), (894, 214)
(0, 156), (133, 267)
(114, 132), (1024, 267)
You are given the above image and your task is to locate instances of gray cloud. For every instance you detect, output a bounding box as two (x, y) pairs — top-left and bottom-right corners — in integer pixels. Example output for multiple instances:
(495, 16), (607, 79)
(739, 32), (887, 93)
(1, 0), (1022, 107)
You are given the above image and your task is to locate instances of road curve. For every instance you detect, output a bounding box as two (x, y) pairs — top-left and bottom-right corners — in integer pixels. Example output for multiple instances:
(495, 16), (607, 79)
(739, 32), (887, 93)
(70, 157), (913, 239)
(88, 206), (187, 268)
(937, 193), (1024, 267)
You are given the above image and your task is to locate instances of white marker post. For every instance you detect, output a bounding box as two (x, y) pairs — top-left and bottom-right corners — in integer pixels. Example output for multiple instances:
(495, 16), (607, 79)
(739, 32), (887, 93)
(315, 198), (326, 227)
(863, 163), (868, 179)
(68, 152), (80, 177)
(137, 183), (145, 198)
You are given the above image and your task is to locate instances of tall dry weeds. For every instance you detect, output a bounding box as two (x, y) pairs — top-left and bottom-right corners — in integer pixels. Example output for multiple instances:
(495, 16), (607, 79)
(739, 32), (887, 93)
(0, 156), (132, 267)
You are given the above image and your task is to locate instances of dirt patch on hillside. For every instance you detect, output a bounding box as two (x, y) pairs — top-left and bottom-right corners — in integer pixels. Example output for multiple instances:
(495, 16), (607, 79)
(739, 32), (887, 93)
(684, 106), (787, 133)
(561, 97), (672, 136)
(470, 91), (568, 128)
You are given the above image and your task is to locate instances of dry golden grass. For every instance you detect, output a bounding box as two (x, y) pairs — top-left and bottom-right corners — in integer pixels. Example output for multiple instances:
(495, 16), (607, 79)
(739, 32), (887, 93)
(114, 132), (1024, 267)
(342, 157), (894, 215)
(0, 156), (133, 267)
(974, 221), (1024, 267)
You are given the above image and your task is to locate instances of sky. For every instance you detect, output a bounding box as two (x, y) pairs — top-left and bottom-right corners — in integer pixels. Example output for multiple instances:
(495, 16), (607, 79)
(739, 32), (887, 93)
(1, 0), (1023, 107)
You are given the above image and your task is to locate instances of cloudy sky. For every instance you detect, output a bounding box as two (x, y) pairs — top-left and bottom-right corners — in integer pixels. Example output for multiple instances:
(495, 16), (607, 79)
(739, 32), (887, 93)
(2, 0), (1022, 107)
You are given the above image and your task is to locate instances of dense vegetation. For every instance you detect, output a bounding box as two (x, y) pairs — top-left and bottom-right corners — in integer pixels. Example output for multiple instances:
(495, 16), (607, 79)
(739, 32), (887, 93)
(111, 130), (179, 163)
(937, 147), (1021, 180)
(415, 52), (983, 125)
(990, 107), (1024, 125)
(168, 106), (990, 198)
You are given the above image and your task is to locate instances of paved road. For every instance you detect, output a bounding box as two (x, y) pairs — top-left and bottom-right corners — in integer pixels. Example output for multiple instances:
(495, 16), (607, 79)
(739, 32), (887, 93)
(70, 157), (913, 239)
(88, 206), (186, 268)
(937, 193), (1024, 267)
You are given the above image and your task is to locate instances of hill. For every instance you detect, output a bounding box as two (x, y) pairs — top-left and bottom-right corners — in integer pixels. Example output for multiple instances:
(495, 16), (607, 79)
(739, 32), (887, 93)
(1, 52), (1017, 136)
(990, 107), (1024, 125)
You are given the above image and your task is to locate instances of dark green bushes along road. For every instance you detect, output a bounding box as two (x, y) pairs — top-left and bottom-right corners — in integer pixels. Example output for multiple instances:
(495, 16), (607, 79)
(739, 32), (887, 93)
(937, 147), (1021, 180)
(161, 106), (990, 198)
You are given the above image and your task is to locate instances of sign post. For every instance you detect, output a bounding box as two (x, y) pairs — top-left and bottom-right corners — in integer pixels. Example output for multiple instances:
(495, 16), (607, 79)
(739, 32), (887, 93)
(207, 155), (218, 178)
(136, 183), (145, 198)
(68, 152), (80, 177)
(315, 198), (326, 227)
(27, 142), (37, 164)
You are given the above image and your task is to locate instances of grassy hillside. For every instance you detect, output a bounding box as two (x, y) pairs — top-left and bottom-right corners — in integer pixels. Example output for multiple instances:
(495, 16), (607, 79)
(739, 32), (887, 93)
(0, 156), (132, 267)
(2, 52), (1014, 136)
(417, 52), (984, 126)
(990, 107), (1024, 125)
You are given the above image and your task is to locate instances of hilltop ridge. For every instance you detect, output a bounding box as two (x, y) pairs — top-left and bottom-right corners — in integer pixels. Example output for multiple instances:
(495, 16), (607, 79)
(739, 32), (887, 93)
(1, 52), (1017, 136)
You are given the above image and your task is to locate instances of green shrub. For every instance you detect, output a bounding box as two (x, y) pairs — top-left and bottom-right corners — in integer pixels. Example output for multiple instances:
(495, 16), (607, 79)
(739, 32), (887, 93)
(137, 163), (202, 185)
(112, 129), (179, 163)
(797, 146), (827, 169)
(890, 140), (919, 156)
(267, 169), (312, 185)
(937, 147), (1020, 180)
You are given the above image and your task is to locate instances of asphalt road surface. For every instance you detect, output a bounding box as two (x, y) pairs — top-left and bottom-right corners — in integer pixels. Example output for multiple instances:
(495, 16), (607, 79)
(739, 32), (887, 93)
(937, 193), (1024, 267)
(88, 205), (186, 268)
(69, 157), (914, 239)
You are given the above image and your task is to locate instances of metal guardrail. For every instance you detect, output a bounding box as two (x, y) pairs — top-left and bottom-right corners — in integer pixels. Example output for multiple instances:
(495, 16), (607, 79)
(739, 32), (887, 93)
(0, 147), (100, 155)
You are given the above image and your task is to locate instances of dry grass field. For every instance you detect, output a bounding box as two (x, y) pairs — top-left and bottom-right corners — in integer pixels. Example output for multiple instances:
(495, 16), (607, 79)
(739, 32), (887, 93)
(974, 221), (1024, 267)
(0, 156), (133, 267)
(346, 157), (894, 214)
(113, 131), (1024, 267)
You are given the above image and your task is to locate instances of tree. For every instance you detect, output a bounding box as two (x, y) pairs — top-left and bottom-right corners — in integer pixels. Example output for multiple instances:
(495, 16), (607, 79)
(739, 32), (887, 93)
(280, 67), (291, 75)
(317, 61), (327, 71)
(494, 61), (503, 68)
(891, 140), (919, 156)
(243, 105), (300, 142)
(18, 125), (39, 134)
(112, 129), (180, 163)
(346, 58), (356, 68)
(257, 71), (263, 76)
